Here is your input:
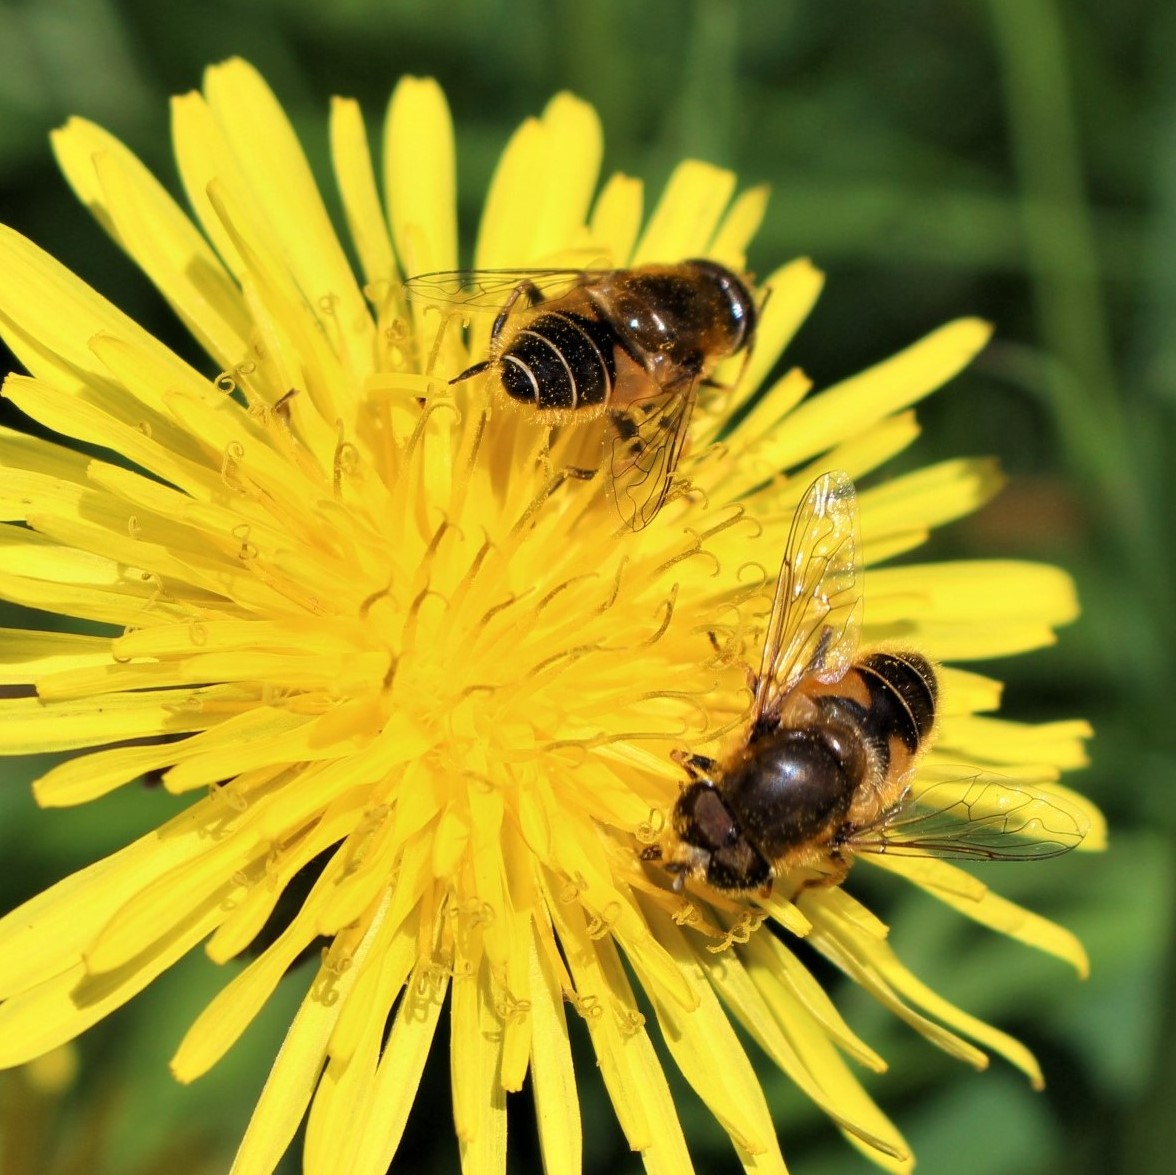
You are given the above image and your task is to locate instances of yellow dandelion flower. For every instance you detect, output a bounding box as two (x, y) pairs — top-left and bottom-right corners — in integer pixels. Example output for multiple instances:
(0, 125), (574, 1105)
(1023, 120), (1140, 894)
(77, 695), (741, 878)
(0, 59), (1101, 1175)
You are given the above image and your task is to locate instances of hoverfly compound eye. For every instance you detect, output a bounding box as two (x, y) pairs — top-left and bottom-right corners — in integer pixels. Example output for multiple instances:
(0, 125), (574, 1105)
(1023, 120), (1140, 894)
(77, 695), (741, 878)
(727, 272), (757, 351)
(682, 258), (757, 355)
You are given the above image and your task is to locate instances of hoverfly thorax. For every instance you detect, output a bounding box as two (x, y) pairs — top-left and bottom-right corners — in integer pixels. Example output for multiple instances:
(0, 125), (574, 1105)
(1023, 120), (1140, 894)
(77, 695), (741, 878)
(588, 260), (757, 376)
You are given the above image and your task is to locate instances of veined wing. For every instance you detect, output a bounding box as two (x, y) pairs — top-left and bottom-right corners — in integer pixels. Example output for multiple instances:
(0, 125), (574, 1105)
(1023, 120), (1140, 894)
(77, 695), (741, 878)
(401, 268), (605, 313)
(608, 373), (700, 531)
(750, 471), (862, 727)
(849, 775), (1090, 860)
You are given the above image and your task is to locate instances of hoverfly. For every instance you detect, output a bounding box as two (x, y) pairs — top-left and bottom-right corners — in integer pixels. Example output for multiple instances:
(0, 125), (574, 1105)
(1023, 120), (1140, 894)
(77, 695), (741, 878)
(645, 471), (1089, 892)
(403, 260), (758, 529)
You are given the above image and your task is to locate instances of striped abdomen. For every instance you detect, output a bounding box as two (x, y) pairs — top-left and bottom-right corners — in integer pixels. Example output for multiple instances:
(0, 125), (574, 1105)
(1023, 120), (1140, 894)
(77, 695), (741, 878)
(498, 310), (617, 410)
(854, 651), (938, 762)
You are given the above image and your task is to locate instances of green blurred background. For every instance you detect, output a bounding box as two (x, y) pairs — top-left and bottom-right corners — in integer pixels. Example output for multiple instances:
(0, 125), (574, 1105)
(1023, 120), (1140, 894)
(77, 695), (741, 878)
(0, 0), (1172, 1172)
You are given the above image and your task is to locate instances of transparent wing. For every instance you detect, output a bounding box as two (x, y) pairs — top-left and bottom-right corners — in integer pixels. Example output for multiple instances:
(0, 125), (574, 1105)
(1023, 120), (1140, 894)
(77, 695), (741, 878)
(401, 268), (604, 313)
(850, 775), (1090, 860)
(608, 374), (700, 531)
(751, 471), (862, 725)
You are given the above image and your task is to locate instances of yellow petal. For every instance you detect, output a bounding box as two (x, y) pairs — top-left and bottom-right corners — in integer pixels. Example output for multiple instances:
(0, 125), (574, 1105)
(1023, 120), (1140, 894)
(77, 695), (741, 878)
(867, 560), (1081, 659)
(306, 1031), (380, 1175)
(709, 184), (771, 270)
(589, 172), (644, 265)
(204, 181), (353, 432)
(865, 930), (1044, 1087)
(934, 715), (1091, 771)
(632, 160), (736, 265)
(543, 880), (689, 1163)
(85, 827), (262, 976)
(528, 923), (581, 1175)
(51, 116), (250, 368)
(864, 855), (1090, 976)
(938, 666), (1005, 715)
(743, 925), (884, 1070)
(709, 258), (825, 440)
(860, 458), (1005, 550)
(0, 831), (181, 1002)
(0, 684), (243, 755)
(2, 372), (219, 491)
(474, 92), (602, 268)
(329, 97), (399, 291)
(173, 911), (318, 1083)
(0, 420), (93, 519)
(714, 933), (911, 1168)
(384, 77), (457, 277)
(326, 898), (419, 1067)
(638, 903), (784, 1161)
(1040, 780), (1107, 850)
(341, 959), (447, 1175)
(305, 924), (412, 1169)
(754, 318), (993, 472)
(229, 891), (387, 1175)
(0, 225), (207, 405)
(0, 564), (153, 629)
(33, 743), (170, 807)
(0, 908), (219, 1067)
(486, 825), (534, 1093)
(0, 629), (111, 685)
(170, 88), (252, 276)
(803, 890), (990, 1073)
(550, 814), (696, 1013)
(203, 59), (374, 382)
(25, 506), (228, 604)
(454, 964), (508, 1175)
(793, 422), (929, 520)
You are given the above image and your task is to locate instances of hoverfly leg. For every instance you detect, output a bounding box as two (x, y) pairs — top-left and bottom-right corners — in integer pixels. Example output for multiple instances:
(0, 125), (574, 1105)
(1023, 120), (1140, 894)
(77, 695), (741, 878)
(449, 359), (492, 386)
(518, 279), (545, 306)
(876, 786), (912, 830)
(488, 299), (512, 343)
(670, 748), (718, 780)
(489, 278), (546, 342)
(822, 854), (851, 889)
(796, 852), (850, 894)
